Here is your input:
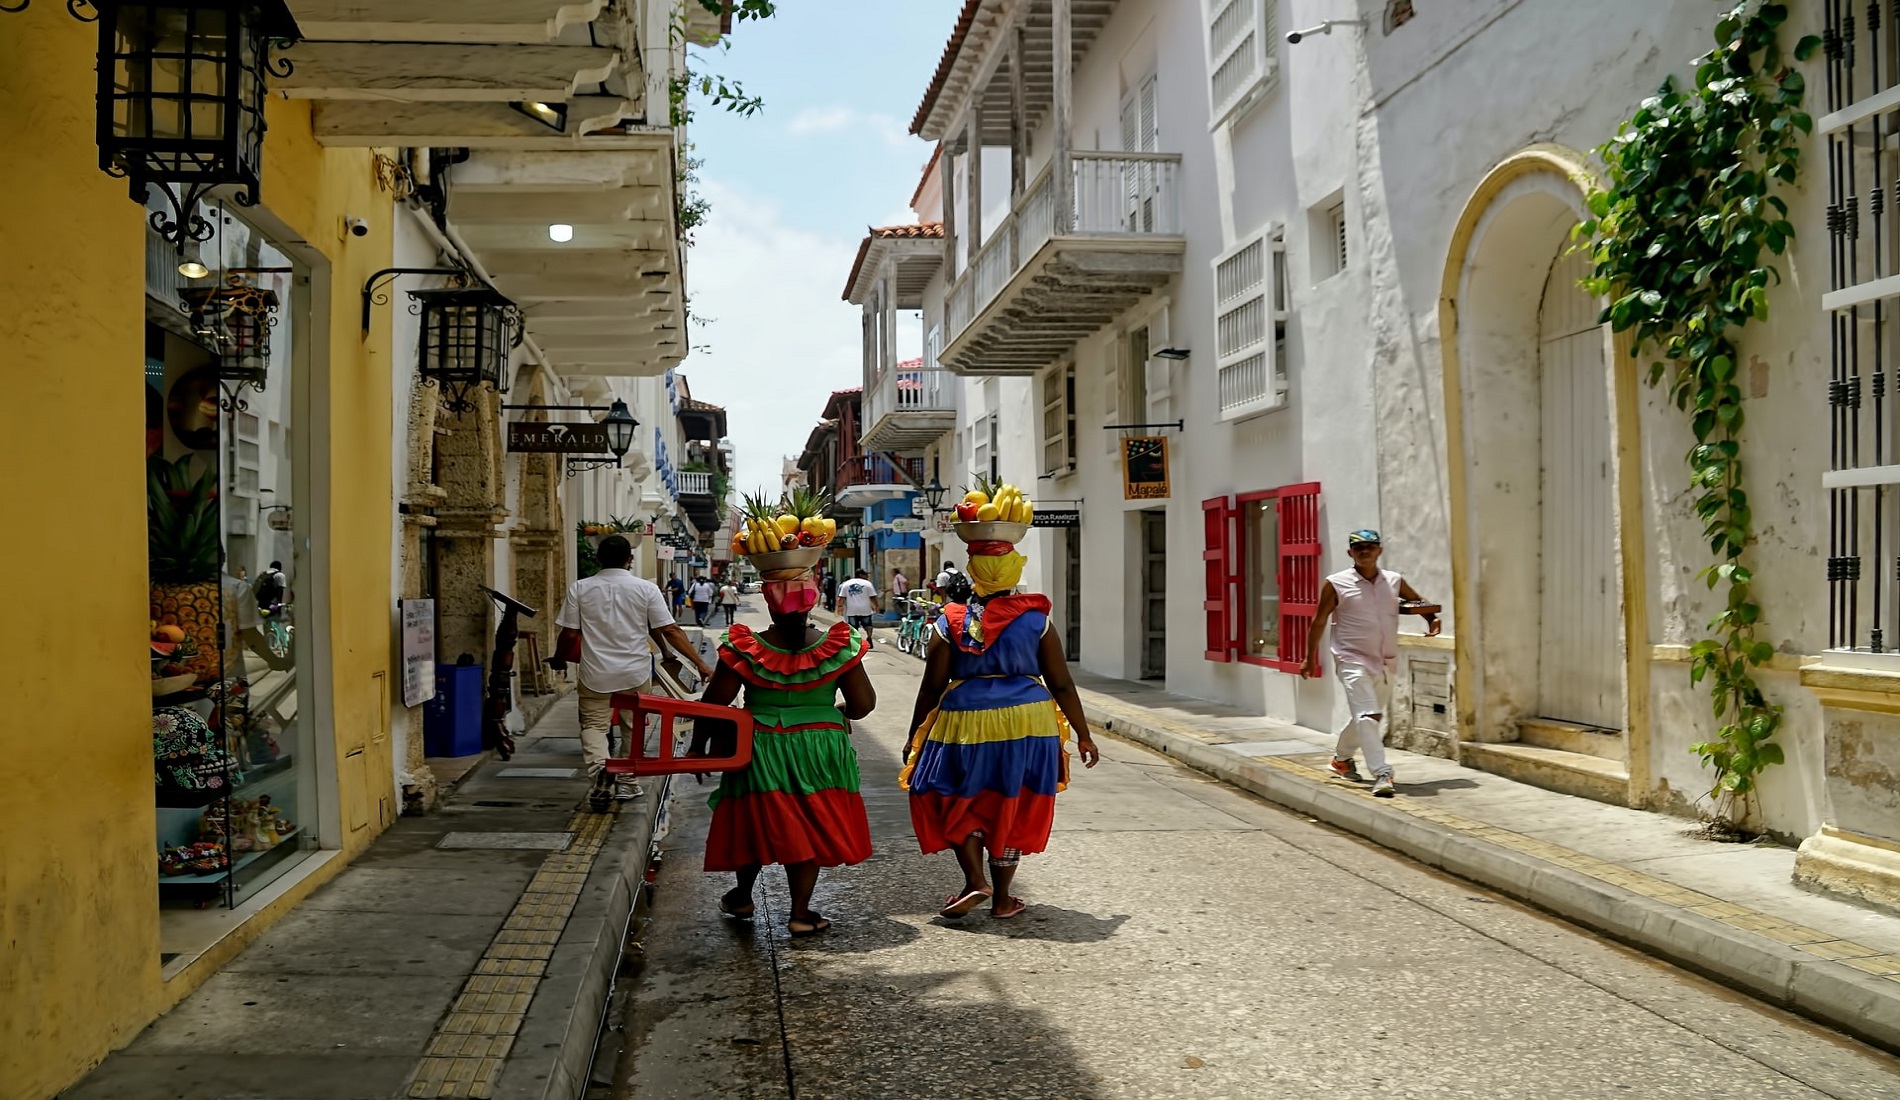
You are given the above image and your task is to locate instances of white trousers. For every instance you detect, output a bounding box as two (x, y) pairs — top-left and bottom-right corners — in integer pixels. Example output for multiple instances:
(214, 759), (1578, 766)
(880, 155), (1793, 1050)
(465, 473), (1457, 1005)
(578, 683), (649, 777)
(1332, 661), (1393, 778)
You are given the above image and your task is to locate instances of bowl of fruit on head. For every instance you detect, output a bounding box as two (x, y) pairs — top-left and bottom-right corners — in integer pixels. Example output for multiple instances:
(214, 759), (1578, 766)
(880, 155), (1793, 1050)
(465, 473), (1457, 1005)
(953, 478), (1033, 544)
(734, 488), (834, 573)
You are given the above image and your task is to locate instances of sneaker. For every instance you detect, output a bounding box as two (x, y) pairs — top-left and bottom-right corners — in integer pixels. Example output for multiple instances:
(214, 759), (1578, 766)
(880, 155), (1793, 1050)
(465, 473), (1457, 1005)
(1371, 772), (1396, 798)
(1328, 757), (1363, 781)
(613, 777), (643, 801)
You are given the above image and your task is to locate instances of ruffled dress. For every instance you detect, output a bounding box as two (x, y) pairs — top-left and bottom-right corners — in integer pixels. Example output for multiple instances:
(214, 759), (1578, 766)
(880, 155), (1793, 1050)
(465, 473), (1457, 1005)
(704, 621), (874, 871)
(901, 594), (1071, 857)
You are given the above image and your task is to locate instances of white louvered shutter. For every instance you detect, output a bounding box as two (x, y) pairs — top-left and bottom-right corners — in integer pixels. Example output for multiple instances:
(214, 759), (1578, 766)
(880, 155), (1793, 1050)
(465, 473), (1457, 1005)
(1213, 228), (1280, 421)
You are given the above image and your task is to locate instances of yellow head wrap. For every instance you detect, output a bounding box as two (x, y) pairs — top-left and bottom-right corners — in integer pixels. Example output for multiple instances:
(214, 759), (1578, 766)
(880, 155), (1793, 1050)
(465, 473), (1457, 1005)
(967, 551), (1026, 597)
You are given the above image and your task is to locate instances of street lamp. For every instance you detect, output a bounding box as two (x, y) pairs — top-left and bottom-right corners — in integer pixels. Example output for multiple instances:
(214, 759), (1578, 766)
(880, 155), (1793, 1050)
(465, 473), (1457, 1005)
(93, 1), (303, 253)
(566, 399), (638, 477)
(921, 477), (949, 512)
(180, 272), (278, 389)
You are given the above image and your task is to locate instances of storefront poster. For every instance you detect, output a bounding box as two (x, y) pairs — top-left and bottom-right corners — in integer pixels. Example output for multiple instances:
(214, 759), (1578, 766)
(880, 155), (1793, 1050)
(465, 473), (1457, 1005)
(400, 599), (437, 707)
(1122, 436), (1171, 500)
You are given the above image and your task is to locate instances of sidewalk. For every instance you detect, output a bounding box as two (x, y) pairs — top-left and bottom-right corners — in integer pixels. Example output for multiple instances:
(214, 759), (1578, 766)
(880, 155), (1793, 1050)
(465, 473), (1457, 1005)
(1072, 671), (1900, 1054)
(66, 693), (662, 1100)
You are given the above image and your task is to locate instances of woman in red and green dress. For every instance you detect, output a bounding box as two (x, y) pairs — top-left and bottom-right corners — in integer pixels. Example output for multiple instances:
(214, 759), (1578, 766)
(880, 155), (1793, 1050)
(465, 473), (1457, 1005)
(698, 569), (875, 936)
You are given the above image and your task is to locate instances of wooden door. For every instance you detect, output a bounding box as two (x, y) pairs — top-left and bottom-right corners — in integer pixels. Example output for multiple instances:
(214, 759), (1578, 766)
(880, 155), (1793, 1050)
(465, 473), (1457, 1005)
(1141, 509), (1167, 680)
(1537, 245), (1623, 729)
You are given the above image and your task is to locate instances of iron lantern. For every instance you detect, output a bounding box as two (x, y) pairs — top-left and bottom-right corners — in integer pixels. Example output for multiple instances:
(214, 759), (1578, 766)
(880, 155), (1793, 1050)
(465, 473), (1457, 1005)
(96, 1), (302, 252)
(602, 399), (636, 462)
(921, 477), (948, 511)
(180, 271), (277, 387)
(411, 285), (521, 412)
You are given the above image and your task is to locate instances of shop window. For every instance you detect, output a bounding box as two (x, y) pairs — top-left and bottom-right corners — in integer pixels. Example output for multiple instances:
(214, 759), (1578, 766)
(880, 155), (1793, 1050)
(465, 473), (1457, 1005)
(1204, 482), (1321, 670)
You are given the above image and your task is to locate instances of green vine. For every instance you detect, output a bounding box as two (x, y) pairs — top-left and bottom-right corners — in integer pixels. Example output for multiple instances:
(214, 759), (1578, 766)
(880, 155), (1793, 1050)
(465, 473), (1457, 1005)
(1576, 1), (1819, 819)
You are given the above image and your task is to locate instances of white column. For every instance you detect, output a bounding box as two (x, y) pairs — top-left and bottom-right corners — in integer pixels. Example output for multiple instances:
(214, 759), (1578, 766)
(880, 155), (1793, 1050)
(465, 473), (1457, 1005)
(1052, 0), (1074, 235)
(966, 106), (984, 250)
(1009, 23), (1027, 201)
(942, 143), (959, 280)
(881, 265), (898, 381)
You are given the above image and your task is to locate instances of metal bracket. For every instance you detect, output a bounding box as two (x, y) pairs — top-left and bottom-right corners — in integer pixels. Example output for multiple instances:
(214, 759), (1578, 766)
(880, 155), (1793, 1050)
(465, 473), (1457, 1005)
(360, 266), (465, 335)
(565, 457), (622, 479)
(500, 403), (614, 413)
(1101, 421), (1185, 432)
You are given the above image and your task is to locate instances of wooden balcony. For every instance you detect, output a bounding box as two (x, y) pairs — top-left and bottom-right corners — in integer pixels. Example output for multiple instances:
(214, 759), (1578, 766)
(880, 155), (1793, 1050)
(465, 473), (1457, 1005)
(942, 151), (1184, 375)
(862, 366), (956, 453)
(834, 454), (923, 510)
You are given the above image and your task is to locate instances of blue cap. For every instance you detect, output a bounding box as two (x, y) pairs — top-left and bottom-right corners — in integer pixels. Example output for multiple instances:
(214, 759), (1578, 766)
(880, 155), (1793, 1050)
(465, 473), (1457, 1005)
(1348, 529), (1382, 546)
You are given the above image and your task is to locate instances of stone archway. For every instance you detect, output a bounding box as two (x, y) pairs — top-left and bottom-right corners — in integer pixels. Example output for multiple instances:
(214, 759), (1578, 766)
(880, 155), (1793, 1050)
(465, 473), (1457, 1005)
(1438, 146), (1652, 802)
(433, 385), (506, 666)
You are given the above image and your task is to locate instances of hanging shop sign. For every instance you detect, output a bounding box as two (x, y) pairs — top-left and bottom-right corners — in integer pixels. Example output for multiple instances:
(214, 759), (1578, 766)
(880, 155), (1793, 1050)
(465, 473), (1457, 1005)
(935, 511), (958, 533)
(657, 546), (677, 561)
(1030, 509), (1081, 528)
(399, 599), (438, 708)
(1122, 436), (1171, 500)
(910, 496), (929, 517)
(888, 518), (926, 534)
(506, 421), (613, 454)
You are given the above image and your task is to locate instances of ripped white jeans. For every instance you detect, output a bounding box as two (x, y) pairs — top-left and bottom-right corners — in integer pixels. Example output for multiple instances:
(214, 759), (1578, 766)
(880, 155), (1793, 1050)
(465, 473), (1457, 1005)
(1332, 660), (1393, 779)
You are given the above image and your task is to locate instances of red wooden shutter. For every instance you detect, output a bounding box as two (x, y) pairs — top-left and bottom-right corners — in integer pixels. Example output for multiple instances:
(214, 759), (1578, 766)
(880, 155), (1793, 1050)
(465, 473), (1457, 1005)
(1275, 483), (1322, 669)
(1202, 496), (1239, 662)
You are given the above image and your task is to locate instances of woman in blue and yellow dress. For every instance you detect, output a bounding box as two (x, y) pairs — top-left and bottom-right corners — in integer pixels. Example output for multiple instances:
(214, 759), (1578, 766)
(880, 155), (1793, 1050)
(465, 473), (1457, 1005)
(900, 530), (1099, 919)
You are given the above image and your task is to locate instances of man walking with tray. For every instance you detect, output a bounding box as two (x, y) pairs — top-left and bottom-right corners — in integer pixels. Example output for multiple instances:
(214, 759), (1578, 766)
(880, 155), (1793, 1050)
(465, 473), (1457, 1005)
(1300, 529), (1440, 798)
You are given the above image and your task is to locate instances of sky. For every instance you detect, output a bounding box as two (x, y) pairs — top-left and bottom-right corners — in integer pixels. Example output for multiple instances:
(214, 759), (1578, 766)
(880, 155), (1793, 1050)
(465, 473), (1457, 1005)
(674, 2), (964, 499)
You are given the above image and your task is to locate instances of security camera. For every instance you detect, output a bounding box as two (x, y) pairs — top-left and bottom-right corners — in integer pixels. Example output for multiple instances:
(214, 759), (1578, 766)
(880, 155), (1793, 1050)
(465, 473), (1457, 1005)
(1287, 18), (1365, 44)
(345, 216), (369, 237)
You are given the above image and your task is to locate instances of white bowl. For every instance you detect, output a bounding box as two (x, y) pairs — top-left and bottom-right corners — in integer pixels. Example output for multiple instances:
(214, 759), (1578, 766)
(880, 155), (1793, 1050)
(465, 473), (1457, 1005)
(955, 520), (1031, 543)
(583, 531), (643, 550)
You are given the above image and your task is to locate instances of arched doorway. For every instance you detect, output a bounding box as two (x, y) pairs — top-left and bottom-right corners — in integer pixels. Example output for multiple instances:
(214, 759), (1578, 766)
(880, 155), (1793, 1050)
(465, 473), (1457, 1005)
(1440, 147), (1649, 804)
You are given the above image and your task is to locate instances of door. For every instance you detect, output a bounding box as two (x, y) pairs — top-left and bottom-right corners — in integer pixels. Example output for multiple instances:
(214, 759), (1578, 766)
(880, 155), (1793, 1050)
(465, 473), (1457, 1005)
(1140, 509), (1167, 680)
(1064, 525), (1082, 661)
(1536, 245), (1623, 729)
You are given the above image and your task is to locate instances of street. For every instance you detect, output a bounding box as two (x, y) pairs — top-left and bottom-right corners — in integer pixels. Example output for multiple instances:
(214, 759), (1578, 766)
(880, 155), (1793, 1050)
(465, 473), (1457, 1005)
(609, 615), (1900, 1100)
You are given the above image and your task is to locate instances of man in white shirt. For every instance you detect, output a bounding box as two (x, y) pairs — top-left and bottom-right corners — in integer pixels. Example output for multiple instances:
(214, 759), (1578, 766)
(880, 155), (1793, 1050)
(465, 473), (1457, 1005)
(689, 575), (718, 626)
(552, 536), (714, 802)
(1300, 529), (1440, 798)
(836, 570), (880, 642)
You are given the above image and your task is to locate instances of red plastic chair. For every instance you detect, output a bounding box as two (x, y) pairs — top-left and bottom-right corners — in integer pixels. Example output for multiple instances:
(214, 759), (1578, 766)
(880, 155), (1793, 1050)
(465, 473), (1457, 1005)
(603, 692), (755, 777)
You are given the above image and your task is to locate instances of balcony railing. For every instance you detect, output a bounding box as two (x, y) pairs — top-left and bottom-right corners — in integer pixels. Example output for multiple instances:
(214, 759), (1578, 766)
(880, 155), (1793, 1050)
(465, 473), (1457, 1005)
(947, 150), (1184, 342)
(678, 470), (713, 497)
(865, 365), (953, 429)
(836, 453), (924, 491)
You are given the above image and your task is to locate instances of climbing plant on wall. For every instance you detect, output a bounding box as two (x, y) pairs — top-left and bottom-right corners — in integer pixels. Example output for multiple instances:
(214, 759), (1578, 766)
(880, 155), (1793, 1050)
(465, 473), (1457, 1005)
(1576, 1), (1819, 823)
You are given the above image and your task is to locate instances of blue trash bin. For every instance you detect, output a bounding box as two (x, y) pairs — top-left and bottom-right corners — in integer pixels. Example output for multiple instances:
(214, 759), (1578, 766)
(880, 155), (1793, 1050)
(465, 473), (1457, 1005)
(424, 663), (485, 757)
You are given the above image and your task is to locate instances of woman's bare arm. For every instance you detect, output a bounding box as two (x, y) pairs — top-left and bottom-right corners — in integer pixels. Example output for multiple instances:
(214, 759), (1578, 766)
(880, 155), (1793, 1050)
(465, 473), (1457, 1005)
(908, 632), (953, 736)
(1038, 627), (1100, 768)
(837, 662), (876, 720)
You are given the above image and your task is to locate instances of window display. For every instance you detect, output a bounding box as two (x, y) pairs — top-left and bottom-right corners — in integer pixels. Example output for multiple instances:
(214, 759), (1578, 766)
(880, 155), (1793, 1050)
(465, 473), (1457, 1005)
(145, 205), (315, 916)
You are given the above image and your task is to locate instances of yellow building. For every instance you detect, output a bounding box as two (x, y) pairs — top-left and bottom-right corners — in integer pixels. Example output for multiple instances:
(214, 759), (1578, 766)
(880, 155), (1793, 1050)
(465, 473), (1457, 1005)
(2, 2), (706, 1094)
(0, 10), (395, 1096)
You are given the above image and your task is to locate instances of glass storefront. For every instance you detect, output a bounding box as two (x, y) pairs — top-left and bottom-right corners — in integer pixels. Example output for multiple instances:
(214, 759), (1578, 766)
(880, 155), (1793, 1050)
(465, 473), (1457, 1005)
(145, 204), (319, 947)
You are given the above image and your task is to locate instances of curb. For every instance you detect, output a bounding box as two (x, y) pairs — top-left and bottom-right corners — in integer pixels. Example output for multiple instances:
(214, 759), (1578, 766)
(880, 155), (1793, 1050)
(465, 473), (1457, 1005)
(1084, 703), (1900, 1056)
(494, 790), (663, 1100)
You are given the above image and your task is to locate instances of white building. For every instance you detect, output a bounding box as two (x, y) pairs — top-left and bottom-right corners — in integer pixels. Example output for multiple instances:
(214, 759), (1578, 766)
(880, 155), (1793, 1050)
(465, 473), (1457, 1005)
(863, 0), (1900, 908)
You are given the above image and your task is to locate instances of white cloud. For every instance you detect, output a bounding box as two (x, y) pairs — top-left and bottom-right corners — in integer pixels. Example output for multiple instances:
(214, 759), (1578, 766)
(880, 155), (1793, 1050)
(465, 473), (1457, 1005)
(784, 106), (912, 148)
(678, 180), (868, 499)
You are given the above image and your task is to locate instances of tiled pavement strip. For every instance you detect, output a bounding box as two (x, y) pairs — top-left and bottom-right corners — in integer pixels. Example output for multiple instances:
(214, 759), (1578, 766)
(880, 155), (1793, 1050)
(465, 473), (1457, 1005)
(1070, 671), (1900, 1051)
(406, 807), (617, 1098)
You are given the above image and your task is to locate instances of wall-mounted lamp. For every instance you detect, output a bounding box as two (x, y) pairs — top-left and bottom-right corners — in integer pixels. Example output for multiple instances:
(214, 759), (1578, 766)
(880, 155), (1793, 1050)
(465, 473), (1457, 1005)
(1155, 347), (1191, 361)
(565, 399), (638, 477)
(921, 477), (949, 511)
(510, 100), (567, 133)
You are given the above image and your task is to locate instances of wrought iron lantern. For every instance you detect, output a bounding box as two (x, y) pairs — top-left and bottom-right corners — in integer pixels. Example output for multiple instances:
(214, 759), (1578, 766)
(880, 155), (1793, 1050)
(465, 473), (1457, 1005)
(180, 271), (277, 387)
(921, 477), (949, 512)
(565, 399), (639, 477)
(93, 1), (302, 252)
(411, 285), (522, 412)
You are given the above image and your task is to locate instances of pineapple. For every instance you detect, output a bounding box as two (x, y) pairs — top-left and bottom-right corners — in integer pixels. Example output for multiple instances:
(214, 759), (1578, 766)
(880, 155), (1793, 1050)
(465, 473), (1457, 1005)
(148, 456), (225, 681)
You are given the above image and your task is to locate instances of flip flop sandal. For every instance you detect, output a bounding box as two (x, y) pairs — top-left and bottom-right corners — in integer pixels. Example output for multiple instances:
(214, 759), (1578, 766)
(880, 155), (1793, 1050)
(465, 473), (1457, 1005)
(718, 890), (755, 921)
(787, 914), (831, 937)
(939, 888), (993, 919)
(990, 896), (1027, 920)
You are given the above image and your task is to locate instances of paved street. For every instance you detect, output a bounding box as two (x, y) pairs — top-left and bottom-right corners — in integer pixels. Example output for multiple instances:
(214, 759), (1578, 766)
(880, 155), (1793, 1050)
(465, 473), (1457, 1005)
(608, 619), (1900, 1100)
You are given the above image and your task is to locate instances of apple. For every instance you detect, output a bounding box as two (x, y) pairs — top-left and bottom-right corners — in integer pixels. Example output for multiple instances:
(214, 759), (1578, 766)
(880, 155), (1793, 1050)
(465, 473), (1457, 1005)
(956, 500), (980, 522)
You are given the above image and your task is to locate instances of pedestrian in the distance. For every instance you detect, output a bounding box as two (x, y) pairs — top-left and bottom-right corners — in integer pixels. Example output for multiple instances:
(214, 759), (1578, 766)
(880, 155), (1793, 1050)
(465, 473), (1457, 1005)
(1300, 529), (1440, 798)
(836, 570), (879, 643)
(717, 578), (740, 626)
(892, 567), (909, 600)
(551, 536), (715, 805)
(821, 567), (838, 611)
(933, 560), (970, 605)
(690, 574), (717, 627)
(666, 575), (686, 618)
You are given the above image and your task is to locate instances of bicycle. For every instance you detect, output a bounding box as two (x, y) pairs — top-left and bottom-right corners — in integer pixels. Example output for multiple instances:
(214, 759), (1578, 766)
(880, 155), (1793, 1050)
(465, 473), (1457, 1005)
(896, 591), (934, 657)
